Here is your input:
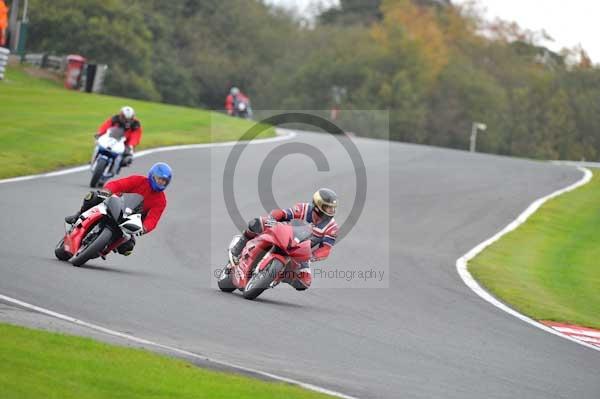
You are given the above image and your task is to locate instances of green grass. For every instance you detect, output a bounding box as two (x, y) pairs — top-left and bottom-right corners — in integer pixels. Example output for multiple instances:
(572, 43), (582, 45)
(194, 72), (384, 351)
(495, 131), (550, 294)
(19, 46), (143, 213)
(0, 66), (273, 178)
(0, 322), (333, 399)
(470, 170), (600, 329)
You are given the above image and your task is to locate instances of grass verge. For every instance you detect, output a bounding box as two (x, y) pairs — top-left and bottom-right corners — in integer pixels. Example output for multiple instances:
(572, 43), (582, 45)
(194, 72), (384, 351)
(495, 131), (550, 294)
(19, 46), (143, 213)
(470, 170), (600, 329)
(0, 322), (333, 399)
(0, 66), (273, 178)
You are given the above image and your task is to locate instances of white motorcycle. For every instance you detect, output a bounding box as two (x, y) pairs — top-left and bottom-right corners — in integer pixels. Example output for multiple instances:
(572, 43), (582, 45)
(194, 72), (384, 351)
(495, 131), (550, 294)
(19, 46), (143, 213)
(90, 127), (128, 188)
(233, 100), (252, 119)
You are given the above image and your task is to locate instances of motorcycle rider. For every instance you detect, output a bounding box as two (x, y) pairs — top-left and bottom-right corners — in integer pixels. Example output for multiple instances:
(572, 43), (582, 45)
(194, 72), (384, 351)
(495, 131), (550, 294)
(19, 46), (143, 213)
(64, 163), (172, 256)
(225, 87), (251, 117)
(96, 106), (142, 171)
(230, 188), (339, 290)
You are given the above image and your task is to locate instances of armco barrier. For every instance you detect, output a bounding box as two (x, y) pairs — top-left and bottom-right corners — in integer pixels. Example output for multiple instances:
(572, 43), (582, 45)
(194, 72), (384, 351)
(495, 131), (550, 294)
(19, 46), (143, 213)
(22, 53), (65, 70)
(16, 51), (108, 92)
(22, 52), (45, 67)
(46, 55), (65, 70)
(0, 47), (9, 80)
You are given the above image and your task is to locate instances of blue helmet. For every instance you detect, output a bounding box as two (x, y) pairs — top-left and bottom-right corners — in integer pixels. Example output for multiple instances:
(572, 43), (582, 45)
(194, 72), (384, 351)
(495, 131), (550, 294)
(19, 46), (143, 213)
(148, 162), (172, 192)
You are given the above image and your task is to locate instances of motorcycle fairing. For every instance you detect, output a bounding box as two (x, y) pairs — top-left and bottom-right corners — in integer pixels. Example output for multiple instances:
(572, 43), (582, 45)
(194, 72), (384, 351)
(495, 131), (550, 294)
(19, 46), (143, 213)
(260, 223), (312, 264)
(63, 205), (106, 255)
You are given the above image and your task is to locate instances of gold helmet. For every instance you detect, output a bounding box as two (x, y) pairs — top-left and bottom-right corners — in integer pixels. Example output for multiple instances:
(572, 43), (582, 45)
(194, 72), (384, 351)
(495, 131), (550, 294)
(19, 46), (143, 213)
(312, 188), (338, 217)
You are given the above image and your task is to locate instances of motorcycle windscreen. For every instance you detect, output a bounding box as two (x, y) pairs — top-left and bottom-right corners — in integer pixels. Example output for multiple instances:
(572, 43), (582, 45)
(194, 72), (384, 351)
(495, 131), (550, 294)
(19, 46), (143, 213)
(105, 196), (124, 221)
(104, 194), (143, 221)
(121, 193), (144, 214)
(288, 220), (313, 261)
(290, 219), (312, 243)
(106, 127), (125, 139)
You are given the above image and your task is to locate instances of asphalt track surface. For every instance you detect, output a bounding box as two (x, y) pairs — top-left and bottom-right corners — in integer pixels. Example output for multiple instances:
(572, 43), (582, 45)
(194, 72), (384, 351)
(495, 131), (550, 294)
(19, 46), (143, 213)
(1, 131), (598, 398)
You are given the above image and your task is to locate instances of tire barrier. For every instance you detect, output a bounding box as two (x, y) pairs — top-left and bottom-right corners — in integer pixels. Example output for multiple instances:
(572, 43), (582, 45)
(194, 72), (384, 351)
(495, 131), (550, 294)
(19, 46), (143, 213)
(0, 47), (9, 80)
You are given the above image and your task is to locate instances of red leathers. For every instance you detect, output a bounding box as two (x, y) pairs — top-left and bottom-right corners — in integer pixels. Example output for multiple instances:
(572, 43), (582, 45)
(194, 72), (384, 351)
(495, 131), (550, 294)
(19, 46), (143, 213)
(105, 175), (166, 234)
(268, 203), (338, 260)
(97, 115), (143, 148)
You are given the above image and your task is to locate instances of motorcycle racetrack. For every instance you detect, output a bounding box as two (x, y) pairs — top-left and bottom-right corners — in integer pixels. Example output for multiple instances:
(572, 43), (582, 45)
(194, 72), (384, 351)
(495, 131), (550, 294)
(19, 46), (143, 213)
(1, 131), (599, 398)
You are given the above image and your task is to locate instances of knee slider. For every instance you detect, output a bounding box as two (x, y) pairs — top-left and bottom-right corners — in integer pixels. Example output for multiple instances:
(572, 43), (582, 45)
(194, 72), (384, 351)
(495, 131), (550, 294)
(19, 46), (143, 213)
(117, 239), (136, 255)
(290, 279), (309, 291)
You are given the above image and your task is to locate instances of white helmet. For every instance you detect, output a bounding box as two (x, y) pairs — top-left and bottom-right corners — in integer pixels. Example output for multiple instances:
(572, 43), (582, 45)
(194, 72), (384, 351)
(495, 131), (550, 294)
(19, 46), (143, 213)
(230, 87), (240, 96)
(120, 106), (135, 121)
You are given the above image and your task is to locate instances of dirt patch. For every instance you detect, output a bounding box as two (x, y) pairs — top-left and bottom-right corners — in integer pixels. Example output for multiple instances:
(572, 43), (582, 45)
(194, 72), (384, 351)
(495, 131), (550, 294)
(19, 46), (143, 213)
(6, 56), (64, 83)
(22, 66), (64, 84)
(7, 54), (20, 66)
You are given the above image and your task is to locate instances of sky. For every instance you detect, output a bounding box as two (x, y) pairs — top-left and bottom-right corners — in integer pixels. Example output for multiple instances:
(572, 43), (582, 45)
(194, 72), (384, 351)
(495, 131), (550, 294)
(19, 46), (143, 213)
(453, 0), (599, 61)
(266, 0), (600, 62)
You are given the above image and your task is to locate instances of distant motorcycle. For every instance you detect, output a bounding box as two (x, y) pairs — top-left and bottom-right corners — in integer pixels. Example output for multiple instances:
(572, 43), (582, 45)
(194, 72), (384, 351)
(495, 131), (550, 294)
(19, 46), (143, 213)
(233, 100), (251, 119)
(55, 193), (144, 267)
(218, 219), (312, 300)
(90, 127), (127, 188)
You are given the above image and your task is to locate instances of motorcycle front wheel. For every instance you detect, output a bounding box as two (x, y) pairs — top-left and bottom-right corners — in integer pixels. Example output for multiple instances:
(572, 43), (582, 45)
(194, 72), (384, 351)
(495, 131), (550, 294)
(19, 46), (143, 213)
(70, 228), (113, 267)
(90, 157), (108, 188)
(217, 264), (237, 292)
(243, 259), (285, 300)
(54, 237), (71, 261)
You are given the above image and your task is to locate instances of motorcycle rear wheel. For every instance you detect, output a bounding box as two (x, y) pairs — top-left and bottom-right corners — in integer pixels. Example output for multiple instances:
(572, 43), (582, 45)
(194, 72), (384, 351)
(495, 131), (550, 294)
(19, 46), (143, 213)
(70, 228), (112, 267)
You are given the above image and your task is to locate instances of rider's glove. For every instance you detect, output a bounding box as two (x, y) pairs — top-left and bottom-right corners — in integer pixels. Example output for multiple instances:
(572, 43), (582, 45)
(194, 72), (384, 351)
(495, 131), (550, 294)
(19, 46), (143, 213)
(97, 189), (112, 198)
(264, 217), (277, 228)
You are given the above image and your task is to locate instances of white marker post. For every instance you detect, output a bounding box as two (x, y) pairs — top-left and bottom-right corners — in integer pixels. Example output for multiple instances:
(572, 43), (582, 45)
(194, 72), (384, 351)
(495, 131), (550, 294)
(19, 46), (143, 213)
(470, 122), (487, 153)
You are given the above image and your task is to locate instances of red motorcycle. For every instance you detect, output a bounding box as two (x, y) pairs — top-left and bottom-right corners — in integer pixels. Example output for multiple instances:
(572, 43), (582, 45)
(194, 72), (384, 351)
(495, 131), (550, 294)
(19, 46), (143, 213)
(218, 219), (313, 300)
(54, 194), (144, 267)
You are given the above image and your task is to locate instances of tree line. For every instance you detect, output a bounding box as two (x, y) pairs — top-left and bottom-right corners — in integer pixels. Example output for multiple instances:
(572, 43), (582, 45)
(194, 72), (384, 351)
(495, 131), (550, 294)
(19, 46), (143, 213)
(23, 0), (600, 160)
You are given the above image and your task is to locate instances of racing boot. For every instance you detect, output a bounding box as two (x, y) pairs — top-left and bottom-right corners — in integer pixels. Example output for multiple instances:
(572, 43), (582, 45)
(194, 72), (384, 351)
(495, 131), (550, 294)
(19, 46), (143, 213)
(230, 235), (249, 263)
(65, 190), (107, 225)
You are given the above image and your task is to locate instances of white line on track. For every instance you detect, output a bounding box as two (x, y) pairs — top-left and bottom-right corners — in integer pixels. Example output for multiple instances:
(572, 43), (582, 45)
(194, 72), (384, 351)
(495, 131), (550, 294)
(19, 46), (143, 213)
(0, 293), (357, 399)
(456, 166), (600, 353)
(0, 128), (359, 399)
(552, 160), (600, 169)
(0, 129), (296, 185)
